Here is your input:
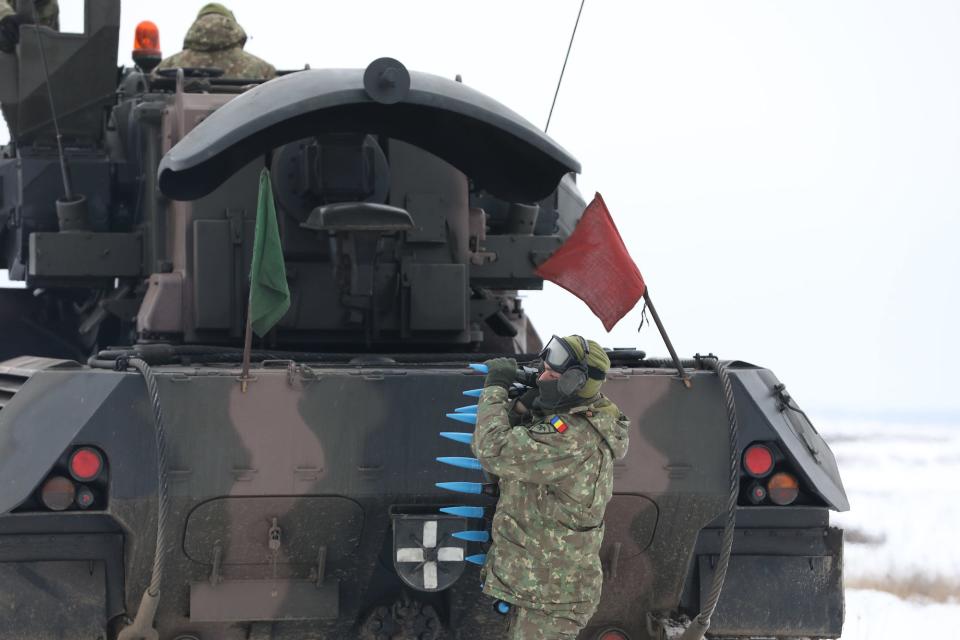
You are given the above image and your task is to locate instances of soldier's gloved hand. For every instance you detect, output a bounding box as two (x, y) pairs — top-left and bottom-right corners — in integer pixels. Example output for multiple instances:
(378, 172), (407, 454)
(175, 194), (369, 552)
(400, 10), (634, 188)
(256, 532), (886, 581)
(483, 357), (517, 389)
(514, 386), (540, 414)
(0, 15), (24, 54)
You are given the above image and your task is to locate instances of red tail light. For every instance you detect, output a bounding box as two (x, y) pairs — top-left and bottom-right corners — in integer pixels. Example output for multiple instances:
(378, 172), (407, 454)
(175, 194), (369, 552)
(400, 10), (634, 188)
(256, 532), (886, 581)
(743, 443), (774, 477)
(596, 629), (629, 640)
(69, 447), (103, 482)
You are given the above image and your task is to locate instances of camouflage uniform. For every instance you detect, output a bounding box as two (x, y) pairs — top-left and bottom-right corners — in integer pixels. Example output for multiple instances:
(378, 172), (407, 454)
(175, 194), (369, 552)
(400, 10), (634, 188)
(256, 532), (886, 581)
(0, 0), (58, 132)
(0, 0), (58, 30)
(472, 370), (630, 639)
(156, 3), (275, 80)
(0, 0), (58, 55)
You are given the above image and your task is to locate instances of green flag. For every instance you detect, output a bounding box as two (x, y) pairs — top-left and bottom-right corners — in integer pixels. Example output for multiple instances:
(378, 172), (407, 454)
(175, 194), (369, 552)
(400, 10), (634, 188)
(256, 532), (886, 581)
(249, 168), (290, 337)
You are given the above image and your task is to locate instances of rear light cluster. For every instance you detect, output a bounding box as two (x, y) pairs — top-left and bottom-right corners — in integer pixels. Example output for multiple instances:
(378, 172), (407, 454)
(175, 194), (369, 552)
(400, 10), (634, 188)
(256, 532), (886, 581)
(741, 443), (801, 506)
(36, 446), (107, 512)
(594, 629), (629, 640)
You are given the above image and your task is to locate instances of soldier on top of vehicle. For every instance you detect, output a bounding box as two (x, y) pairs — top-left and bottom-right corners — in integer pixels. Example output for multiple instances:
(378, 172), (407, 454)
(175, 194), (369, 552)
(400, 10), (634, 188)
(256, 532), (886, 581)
(0, 0), (58, 53)
(473, 336), (631, 639)
(156, 3), (275, 80)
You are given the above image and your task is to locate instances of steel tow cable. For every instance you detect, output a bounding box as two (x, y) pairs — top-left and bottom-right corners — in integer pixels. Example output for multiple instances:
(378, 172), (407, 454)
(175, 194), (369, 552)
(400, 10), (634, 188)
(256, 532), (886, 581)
(116, 357), (171, 640)
(680, 357), (739, 640)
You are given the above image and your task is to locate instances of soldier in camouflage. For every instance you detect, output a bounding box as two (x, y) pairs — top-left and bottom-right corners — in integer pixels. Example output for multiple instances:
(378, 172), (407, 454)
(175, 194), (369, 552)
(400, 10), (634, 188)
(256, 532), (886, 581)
(156, 3), (275, 80)
(472, 335), (630, 639)
(0, 0), (58, 134)
(0, 0), (58, 53)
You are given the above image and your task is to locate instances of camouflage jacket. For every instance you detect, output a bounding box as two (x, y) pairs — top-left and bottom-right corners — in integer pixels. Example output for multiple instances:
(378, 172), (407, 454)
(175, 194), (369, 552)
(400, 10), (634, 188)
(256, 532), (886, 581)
(156, 13), (275, 80)
(472, 385), (630, 615)
(0, 0), (58, 29)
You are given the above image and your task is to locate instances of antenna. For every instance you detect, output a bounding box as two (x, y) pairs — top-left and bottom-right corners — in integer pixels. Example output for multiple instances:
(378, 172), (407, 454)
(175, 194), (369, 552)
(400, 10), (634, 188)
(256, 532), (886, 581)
(31, 5), (74, 201)
(545, 0), (586, 134)
(29, 2), (89, 231)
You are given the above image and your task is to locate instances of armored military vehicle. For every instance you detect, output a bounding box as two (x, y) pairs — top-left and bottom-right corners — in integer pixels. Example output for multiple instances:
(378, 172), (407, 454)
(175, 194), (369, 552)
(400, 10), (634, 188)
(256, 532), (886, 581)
(0, 2), (848, 639)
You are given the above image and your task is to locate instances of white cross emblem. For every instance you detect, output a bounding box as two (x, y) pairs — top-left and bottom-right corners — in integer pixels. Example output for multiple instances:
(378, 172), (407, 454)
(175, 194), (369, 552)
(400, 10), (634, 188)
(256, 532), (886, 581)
(395, 520), (465, 590)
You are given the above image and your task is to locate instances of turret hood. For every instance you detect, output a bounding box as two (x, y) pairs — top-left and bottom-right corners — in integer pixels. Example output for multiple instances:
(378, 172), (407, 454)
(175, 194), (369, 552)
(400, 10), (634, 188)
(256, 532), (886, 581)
(158, 60), (580, 204)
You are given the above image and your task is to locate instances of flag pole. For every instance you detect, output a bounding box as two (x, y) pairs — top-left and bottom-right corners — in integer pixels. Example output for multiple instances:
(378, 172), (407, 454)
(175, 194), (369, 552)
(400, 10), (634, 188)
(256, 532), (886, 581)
(643, 290), (692, 388)
(240, 304), (253, 393)
(240, 162), (263, 394)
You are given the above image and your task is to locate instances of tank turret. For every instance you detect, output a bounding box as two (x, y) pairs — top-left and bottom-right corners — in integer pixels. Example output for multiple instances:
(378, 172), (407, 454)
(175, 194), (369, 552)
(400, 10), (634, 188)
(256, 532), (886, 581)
(0, 1), (587, 358)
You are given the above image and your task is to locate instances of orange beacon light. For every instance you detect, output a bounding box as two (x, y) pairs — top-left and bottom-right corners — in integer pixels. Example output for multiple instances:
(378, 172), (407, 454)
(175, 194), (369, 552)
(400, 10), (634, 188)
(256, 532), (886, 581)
(132, 21), (161, 72)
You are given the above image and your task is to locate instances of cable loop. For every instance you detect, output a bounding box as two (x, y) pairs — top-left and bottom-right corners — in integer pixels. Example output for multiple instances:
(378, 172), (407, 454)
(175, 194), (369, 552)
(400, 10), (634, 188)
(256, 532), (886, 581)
(126, 357), (171, 599)
(684, 357), (740, 640)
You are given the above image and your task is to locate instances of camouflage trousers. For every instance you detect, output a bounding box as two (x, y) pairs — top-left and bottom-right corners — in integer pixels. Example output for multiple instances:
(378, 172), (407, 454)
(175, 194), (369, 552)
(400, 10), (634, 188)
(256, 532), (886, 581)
(506, 606), (592, 639)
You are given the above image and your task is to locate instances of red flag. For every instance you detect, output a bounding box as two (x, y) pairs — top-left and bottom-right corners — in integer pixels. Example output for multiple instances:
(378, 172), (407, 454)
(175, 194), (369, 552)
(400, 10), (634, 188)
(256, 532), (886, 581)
(535, 193), (646, 331)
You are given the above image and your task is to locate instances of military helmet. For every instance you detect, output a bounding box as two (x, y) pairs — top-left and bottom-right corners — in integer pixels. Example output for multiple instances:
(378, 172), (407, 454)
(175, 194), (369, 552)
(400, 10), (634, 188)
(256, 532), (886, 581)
(196, 3), (237, 21)
(539, 335), (609, 398)
(184, 3), (247, 51)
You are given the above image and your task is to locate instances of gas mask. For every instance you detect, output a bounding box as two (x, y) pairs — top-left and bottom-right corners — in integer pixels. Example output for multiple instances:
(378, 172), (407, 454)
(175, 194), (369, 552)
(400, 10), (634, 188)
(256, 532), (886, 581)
(533, 335), (605, 410)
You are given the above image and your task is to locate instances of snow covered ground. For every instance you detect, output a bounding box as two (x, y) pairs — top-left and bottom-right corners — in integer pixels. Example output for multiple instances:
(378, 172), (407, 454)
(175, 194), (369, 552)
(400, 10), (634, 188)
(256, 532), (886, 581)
(818, 418), (960, 639)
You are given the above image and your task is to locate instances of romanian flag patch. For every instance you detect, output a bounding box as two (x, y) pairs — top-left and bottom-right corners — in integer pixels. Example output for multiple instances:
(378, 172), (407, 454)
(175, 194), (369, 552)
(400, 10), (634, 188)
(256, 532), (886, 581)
(549, 416), (568, 434)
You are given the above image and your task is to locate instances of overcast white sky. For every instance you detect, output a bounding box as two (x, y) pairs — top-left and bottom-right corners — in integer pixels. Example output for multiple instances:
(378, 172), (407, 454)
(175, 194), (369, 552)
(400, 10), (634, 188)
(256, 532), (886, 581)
(3, 1), (958, 420)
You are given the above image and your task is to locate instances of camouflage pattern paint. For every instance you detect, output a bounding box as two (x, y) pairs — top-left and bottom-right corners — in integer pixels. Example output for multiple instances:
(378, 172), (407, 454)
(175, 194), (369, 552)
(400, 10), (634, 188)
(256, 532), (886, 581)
(156, 10), (275, 80)
(0, 359), (842, 639)
(0, 0), (59, 29)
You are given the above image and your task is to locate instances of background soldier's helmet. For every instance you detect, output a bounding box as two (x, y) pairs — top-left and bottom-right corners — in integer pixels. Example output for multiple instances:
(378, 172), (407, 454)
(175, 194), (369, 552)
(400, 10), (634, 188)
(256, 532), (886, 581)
(196, 3), (237, 22)
(184, 3), (247, 51)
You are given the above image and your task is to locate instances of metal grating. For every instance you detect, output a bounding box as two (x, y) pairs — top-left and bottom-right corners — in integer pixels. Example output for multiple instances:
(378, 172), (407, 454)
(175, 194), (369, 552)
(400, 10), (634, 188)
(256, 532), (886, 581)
(0, 372), (27, 411)
(0, 356), (80, 412)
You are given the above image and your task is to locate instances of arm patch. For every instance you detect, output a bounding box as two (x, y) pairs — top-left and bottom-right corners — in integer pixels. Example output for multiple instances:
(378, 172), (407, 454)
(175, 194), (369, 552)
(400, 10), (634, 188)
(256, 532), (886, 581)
(528, 423), (558, 435)
(528, 416), (568, 435)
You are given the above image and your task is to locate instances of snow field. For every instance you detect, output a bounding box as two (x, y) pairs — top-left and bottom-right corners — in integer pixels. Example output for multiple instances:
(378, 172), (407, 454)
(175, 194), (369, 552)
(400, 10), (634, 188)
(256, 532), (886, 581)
(818, 418), (960, 639)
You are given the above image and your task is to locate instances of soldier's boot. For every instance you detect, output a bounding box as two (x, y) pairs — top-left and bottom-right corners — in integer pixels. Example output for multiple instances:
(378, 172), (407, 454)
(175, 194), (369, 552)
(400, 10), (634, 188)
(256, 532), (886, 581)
(507, 606), (587, 640)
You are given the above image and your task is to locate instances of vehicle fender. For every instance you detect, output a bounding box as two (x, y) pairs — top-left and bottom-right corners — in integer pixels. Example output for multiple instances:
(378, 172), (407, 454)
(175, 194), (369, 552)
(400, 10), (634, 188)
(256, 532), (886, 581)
(0, 365), (124, 513)
(728, 365), (849, 511)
